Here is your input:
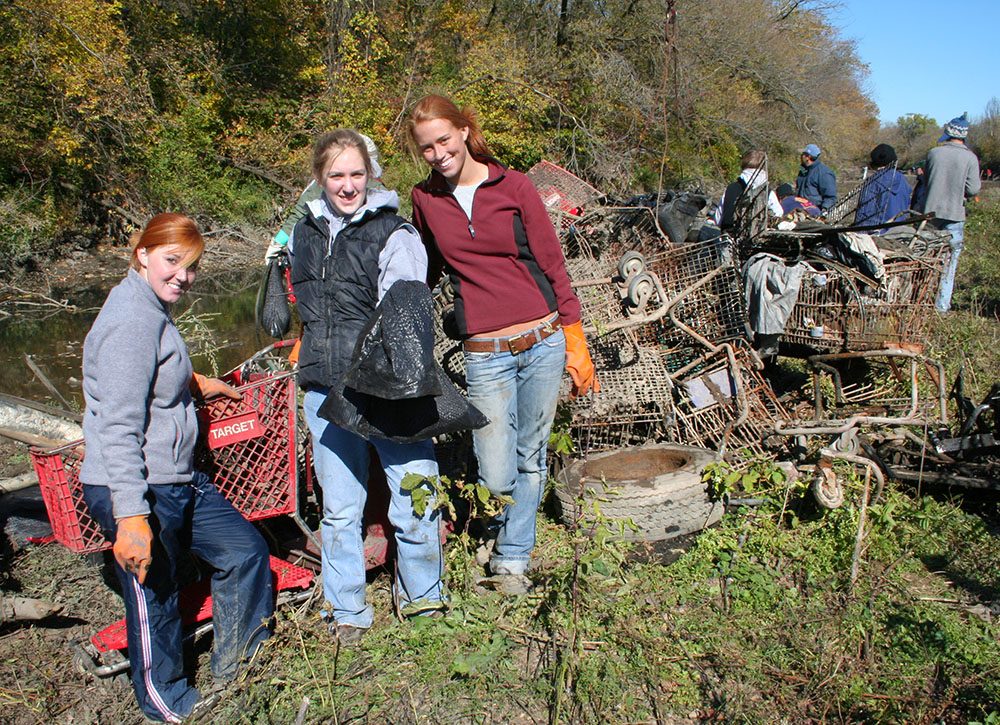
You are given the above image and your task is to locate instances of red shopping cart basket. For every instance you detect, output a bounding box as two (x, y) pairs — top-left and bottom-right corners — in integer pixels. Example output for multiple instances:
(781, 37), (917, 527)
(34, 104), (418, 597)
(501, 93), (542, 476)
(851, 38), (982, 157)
(29, 370), (300, 555)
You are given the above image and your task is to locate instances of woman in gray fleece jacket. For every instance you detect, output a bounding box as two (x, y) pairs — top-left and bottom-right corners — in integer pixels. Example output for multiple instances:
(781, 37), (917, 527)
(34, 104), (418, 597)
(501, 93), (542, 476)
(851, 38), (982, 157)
(79, 213), (273, 723)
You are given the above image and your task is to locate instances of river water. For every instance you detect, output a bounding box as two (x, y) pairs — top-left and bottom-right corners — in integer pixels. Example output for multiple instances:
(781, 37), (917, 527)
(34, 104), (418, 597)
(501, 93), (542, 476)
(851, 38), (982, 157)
(0, 267), (279, 410)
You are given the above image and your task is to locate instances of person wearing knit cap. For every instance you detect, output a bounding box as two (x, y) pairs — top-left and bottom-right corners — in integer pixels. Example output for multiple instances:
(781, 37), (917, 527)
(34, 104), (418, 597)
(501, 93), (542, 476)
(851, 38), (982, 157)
(924, 113), (981, 311)
(855, 143), (912, 231)
(795, 143), (837, 212)
(774, 182), (820, 216)
(938, 113), (970, 143)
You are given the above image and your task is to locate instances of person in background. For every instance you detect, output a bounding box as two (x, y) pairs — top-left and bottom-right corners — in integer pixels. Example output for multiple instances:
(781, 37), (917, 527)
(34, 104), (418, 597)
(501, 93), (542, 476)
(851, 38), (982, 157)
(289, 129), (447, 646)
(854, 143), (912, 231)
(80, 213), (273, 723)
(795, 143), (837, 213)
(407, 94), (598, 595)
(711, 149), (783, 232)
(924, 113), (981, 312)
(910, 161), (928, 212)
(774, 183), (820, 216)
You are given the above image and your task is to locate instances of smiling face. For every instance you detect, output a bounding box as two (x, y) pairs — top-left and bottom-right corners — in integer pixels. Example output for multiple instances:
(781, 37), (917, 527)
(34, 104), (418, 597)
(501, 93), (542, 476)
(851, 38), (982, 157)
(412, 118), (471, 183)
(136, 243), (197, 304)
(320, 146), (368, 216)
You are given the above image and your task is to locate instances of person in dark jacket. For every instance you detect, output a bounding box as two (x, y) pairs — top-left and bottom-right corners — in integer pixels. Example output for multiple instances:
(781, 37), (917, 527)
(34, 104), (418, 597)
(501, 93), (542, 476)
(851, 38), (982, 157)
(80, 214), (273, 723)
(775, 183), (820, 216)
(855, 143), (912, 231)
(795, 143), (837, 212)
(407, 95), (597, 595)
(288, 129), (447, 645)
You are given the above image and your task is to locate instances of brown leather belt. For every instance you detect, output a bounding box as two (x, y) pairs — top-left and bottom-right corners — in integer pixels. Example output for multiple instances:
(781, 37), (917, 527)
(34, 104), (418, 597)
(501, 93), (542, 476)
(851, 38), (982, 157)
(463, 317), (561, 355)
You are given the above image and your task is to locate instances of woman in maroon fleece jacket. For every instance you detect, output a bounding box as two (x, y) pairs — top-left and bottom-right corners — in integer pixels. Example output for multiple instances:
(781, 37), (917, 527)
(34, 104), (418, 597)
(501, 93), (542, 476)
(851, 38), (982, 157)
(408, 95), (597, 593)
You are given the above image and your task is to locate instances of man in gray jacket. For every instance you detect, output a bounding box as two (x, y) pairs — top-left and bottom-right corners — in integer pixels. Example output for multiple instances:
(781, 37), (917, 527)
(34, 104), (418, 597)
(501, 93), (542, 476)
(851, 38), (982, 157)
(924, 113), (981, 311)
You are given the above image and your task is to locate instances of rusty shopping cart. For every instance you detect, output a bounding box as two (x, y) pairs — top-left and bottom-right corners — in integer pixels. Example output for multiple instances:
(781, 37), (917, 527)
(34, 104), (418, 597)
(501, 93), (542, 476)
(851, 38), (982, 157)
(783, 239), (949, 352)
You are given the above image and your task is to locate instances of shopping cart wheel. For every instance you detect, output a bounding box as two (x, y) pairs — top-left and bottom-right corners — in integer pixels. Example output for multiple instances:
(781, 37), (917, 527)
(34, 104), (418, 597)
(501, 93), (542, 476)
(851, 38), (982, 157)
(811, 461), (844, 510)
(626, 272), (655, 310)
(617, 250), (647, 279)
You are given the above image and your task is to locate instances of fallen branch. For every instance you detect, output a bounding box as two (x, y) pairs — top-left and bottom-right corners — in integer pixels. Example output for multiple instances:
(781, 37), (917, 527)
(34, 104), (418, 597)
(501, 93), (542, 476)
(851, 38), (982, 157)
(95, 197), (145, 227)
(23, 354), (75, 413)
(0, 471), (39, 494)
(214, 155), (297, 193)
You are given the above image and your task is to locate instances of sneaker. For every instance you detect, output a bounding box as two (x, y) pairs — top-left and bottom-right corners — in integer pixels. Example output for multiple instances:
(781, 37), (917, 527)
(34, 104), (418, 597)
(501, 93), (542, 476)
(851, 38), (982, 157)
(330, 623), (368, 647)
(143, 692), (219, 724)
(185, 692), (220, 722)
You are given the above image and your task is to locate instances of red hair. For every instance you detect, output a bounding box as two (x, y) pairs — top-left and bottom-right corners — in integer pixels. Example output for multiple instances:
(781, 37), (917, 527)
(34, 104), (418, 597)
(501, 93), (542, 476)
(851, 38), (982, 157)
(406, 94), (491, 158)
(129, 213), (204, 272)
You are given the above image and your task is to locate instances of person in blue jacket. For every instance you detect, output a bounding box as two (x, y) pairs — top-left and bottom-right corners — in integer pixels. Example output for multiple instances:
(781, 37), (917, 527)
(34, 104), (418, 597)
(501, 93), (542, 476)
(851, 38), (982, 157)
(795, 143), (837, 212)
(855, 143), (912, 232)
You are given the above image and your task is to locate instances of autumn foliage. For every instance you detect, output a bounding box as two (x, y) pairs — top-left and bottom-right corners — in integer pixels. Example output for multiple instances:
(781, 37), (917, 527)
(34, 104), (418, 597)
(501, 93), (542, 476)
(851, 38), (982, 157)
(1, 0), (886, 267)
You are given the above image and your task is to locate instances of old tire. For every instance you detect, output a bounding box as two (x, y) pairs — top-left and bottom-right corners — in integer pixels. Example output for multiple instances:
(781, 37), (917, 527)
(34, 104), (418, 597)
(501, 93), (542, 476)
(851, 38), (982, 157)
(554, 443), (723, 542)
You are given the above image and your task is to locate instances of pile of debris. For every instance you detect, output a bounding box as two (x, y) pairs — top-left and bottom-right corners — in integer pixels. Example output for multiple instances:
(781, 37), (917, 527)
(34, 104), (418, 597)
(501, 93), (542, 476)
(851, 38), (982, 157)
(520, 161), (972, 499)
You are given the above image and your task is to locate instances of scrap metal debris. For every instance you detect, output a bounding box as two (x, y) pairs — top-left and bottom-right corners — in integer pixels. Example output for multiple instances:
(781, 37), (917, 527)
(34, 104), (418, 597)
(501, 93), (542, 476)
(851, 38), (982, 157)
(510, 161), (977, 497)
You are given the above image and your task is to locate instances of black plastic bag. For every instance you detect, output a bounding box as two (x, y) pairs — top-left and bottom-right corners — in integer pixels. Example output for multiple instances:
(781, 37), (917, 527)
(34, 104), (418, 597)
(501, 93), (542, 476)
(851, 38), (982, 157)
(261, 254), (291, 339)
(321, 366), (488, 444)
(318, 280), (488, 443)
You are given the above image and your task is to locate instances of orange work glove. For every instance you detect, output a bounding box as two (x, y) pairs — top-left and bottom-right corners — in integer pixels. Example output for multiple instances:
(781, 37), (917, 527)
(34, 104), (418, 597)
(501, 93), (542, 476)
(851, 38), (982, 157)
(287, 339), (302, 366)
(114, 515), (153, 584)
(190, 372), (241, 401)
(563, 321), (599, 399)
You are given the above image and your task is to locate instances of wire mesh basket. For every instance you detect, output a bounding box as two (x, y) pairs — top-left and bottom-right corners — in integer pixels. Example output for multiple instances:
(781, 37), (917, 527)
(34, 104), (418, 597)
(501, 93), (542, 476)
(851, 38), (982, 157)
(783, 247), (947, 351)
(670, 344), (790, 468)
(824, 165), (895, 226)
(561, 328), (678, 453)
(638, 235), (749, 369)
(527, 159), (604, 235)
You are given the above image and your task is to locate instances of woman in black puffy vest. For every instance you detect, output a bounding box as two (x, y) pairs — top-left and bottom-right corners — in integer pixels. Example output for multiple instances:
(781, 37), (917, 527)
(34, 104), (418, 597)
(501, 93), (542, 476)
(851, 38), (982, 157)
(288, 129), (447, 645)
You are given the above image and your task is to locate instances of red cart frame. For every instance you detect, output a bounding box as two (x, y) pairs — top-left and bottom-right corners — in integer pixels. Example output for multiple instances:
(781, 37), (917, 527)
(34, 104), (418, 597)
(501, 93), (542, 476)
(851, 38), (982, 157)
(29, 369), (308, 554)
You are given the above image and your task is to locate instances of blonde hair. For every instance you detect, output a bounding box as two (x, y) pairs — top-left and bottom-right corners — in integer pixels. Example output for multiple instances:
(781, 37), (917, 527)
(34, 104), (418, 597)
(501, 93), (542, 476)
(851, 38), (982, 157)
(406, 94), (491, 158)
(129, 213), (204, 272)
(312, 129), (374, 182)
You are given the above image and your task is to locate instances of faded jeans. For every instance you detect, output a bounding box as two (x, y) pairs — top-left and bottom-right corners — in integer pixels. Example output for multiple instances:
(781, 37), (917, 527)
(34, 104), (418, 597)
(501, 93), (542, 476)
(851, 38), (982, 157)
(464, 329), (566, 575)
(303, 388), (445, 628)
(934, 218), (964, 312)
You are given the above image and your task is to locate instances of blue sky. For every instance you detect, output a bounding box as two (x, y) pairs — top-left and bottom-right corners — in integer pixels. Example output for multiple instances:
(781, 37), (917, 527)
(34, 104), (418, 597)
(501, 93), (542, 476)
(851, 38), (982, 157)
(831, 0), (999, 127)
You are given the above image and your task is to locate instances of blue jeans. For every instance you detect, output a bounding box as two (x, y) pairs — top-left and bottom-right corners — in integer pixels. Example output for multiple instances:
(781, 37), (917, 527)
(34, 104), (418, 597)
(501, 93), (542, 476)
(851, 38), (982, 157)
(464, 329), (566, 575)
(84, 476), (273, 723)
(934, 219), (964, 311)
(303, 388), (445, 627)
